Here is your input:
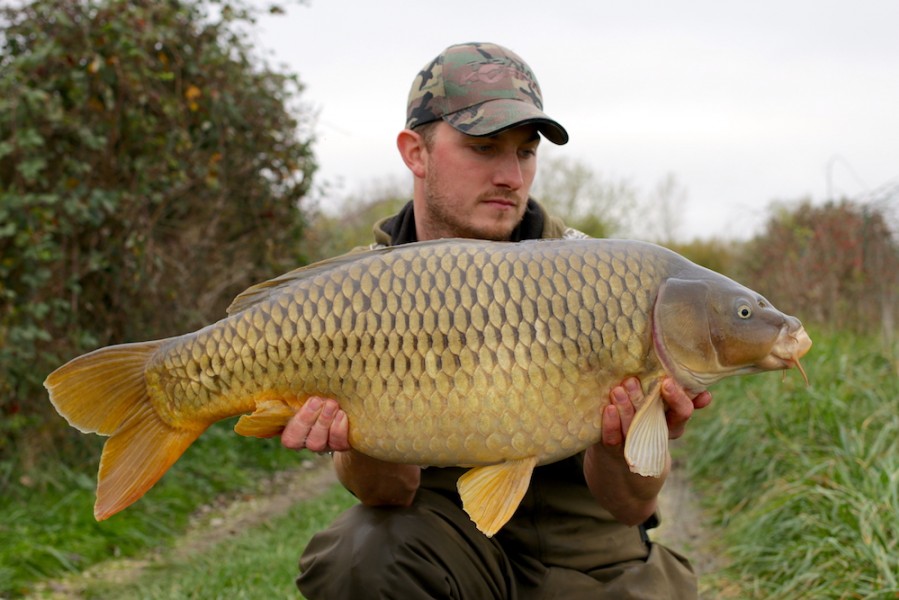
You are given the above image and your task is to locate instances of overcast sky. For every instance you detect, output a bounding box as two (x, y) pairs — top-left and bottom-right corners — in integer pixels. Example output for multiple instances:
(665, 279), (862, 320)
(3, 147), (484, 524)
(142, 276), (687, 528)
(252, 0), (899, 241)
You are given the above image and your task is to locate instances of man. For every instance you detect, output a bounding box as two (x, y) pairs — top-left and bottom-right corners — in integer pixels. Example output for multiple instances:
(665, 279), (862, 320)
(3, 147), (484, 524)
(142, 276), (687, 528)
(282, 42), (711, 599)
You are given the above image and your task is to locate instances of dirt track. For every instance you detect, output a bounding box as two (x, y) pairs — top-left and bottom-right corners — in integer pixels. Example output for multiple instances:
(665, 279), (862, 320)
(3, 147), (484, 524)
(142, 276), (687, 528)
(653, 458), (723, 577)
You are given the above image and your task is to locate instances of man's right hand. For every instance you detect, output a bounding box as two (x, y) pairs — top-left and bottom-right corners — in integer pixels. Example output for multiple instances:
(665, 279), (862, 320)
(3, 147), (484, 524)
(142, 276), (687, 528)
(281, 396), (351, 453)
(281, 396), (421, 507)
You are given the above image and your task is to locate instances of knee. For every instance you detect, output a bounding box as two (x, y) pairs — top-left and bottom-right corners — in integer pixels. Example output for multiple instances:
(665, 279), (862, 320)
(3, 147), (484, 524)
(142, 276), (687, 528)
(305, 501), (454, 563)
(297, 503), (446, 596)
(297, 497), (508, 599)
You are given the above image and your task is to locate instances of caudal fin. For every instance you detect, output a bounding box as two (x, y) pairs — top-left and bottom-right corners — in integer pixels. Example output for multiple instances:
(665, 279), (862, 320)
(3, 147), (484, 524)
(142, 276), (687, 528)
(44, 341), (204, 520)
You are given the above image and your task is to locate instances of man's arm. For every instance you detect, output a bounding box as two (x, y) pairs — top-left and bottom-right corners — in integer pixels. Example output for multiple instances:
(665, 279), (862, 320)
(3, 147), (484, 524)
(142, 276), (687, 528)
(281, 397), (420, 506)
(584, 377), (712, 526)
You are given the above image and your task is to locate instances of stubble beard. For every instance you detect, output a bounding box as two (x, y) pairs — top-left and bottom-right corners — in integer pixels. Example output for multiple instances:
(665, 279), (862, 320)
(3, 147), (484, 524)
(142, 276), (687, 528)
(422, 164), (523, 242)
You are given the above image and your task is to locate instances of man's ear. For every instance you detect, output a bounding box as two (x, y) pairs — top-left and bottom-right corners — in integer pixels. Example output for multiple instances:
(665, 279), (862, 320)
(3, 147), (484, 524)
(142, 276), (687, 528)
(396, 129), (427, 179)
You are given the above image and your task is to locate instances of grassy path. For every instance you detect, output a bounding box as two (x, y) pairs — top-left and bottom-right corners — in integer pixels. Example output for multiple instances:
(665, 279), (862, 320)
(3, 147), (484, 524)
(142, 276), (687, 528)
(27, 456), (716, 599)
(26, 458), (354, 599)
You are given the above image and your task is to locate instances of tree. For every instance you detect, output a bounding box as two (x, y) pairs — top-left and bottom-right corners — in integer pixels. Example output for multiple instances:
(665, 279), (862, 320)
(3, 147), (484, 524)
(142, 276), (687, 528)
(643, 172), (687, 245)
(300, 176), (411, 263)
(531, 156), (639, 238)
(0, 0), (316, 459)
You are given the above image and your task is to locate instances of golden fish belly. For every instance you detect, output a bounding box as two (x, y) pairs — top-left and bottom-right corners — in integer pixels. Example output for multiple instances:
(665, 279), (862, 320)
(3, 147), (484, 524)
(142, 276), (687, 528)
(147, 239), (667, 465)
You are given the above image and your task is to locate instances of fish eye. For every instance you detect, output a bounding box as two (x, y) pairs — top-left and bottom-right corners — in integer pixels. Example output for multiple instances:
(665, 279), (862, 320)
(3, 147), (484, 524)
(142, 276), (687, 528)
(737, 304), (752, 319)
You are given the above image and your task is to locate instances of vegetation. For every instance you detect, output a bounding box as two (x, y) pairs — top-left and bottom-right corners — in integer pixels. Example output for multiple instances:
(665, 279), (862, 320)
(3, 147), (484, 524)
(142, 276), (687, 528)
(85, 484), (355, 599)
(682, 329), (898, 599)
(0, 419), (304, 597)
(0, 0), (315, 468)
(531, 155), (640, 239)
(0, 1), (317, 595)
(299, 178), (410, 263)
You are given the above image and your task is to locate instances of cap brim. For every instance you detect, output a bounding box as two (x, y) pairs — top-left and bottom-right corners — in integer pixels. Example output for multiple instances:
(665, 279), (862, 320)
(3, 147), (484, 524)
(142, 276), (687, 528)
(444, 99), (569, 145)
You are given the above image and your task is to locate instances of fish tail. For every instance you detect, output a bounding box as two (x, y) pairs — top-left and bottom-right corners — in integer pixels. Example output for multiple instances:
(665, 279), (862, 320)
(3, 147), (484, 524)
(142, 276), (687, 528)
(44, 341), (204, 520)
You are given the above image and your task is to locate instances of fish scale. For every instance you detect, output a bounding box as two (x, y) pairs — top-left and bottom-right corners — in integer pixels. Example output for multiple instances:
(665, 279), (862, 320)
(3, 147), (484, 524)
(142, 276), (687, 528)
(45, 237), (812, 536)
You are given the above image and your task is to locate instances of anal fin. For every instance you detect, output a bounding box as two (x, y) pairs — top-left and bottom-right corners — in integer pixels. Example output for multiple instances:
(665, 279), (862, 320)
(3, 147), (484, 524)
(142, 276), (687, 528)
(624, 382), (669, 477)
(234, 396), (306, 438)
(457, 456), (537, 537)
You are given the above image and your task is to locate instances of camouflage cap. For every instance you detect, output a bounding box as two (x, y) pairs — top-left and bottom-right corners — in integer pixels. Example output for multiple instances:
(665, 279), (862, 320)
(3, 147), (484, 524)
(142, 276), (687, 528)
(406, 42), (569, 145)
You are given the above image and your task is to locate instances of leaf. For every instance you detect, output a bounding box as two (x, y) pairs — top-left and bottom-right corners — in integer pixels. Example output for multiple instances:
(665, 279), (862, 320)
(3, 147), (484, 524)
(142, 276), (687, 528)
(17, 157), (47, 182)
(16, 128), (45, 149)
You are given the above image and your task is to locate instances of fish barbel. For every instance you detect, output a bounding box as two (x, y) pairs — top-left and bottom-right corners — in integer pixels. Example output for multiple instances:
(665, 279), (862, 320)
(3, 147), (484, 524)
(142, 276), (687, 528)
(45, 238), (812, 536)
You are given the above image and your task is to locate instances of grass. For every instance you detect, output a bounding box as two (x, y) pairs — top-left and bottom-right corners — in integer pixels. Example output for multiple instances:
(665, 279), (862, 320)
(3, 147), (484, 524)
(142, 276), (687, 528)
(682, 329), (899, 599)
(82, 484), (356, 599)
(0, 418), (303, 598)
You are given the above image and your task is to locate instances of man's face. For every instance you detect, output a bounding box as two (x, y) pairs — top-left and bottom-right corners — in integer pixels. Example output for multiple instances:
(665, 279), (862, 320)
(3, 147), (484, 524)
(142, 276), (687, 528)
(416, 122), (540, 242)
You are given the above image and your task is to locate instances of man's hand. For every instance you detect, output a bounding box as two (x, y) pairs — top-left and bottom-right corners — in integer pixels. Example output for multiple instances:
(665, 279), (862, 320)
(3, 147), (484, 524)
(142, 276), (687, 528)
(588, 376), (712, 525)
(602, 377), (712, 446)
(281, 397), (351, 453)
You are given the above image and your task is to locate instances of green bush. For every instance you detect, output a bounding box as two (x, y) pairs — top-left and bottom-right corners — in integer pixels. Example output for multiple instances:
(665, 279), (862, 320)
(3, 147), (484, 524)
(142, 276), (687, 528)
(0, 0), (315, 474)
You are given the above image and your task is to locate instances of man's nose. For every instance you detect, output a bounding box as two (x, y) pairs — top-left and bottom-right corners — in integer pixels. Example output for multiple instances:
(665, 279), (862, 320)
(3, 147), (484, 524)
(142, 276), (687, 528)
(492, 152), (524, 189)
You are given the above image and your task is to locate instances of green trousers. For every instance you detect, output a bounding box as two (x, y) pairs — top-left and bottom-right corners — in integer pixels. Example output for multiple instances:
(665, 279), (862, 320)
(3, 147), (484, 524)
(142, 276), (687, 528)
(297, 464), (697, 600)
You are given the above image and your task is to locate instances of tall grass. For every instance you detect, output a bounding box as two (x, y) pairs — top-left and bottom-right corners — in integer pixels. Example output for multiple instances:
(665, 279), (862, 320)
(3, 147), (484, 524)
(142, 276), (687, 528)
(684, 330), (898, 599)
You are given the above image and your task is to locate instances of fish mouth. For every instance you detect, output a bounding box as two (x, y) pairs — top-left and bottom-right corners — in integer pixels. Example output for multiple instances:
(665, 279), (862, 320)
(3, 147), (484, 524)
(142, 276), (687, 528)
(758, 325), (813, 385)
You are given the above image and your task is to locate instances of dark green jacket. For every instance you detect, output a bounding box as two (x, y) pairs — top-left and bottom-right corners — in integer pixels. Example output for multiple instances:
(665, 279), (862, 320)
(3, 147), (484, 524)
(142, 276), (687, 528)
(369, 199), (585, 249)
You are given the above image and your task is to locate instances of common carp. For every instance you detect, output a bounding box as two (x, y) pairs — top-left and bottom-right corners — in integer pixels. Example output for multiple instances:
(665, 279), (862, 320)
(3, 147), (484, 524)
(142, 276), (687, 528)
(45, 238), (811, 536)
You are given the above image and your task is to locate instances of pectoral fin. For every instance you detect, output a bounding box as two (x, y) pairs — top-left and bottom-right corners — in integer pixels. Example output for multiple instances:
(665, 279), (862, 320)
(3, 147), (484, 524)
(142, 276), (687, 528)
(457, 456), (538, 537)
(623, 384), (669, 477)
(234, 397), (304, 438)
